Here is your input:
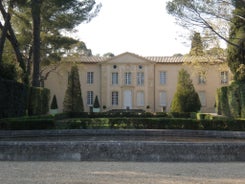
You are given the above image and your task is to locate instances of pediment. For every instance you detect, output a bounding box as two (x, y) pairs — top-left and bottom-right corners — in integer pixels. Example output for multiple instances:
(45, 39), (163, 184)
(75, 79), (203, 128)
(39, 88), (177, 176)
(102, 52), (153, 65)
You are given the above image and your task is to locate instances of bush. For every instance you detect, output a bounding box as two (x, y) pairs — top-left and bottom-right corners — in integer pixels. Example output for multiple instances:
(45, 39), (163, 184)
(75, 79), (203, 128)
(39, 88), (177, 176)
(0, 78), (28, 118)
(54, 117), (245, 131)
(28, 87), (50, 116)
(50, 95), (58, 109)
(168, 112), (193, 118)
(170, 69), (201, 112)
(216, 82), (245, 118)
(0, 63), (18, 81)
(0, 117), (55, 130)
(93, 95), (100, 108)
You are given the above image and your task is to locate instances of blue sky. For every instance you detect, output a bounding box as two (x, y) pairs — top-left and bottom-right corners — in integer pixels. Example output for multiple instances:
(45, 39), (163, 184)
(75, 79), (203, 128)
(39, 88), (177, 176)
(76, 0), (190, 56)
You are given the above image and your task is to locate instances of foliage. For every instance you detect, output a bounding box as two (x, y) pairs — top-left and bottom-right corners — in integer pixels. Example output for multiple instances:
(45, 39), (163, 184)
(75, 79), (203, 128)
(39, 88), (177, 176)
(170, 69), (201, 112)
(189, 32), (204, 56)
(0, 78), (28, 118)
(0, 0), (101, 85)
(0, 78), (50, 118)
(50, 95), (58, 109)
(55, 117), (245, 131)
(216, 87), (231, 117)
(227, 2), (245, 81)
(63, 65), (84, 113)
(0, 62), (18, 81)
(93, 95), (100, 108)
(216, 81), (245, 118)
(166, 0), (245, 53)
(0, 117), (55, 130)
(28, 87), (50, 116)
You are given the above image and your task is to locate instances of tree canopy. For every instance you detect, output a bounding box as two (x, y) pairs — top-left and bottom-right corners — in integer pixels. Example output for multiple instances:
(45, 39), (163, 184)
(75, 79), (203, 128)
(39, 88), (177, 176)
(0, 0), (101, 85)
(227, 1), (245, 81)
(189, 32), (204, 56)
(166, 0), (244, 50)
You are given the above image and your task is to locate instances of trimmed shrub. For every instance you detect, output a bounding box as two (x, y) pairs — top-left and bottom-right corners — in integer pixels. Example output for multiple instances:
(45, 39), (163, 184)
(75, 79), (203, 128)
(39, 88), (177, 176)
(63, 65), (84, 113)
(0, 78), (28, 118)
(50, 95), (58, 109)
(170, 69), (201, 112)
(0, 117), (55, 130)
(28, 87), (50, 116)
(216, 82), (245, 118)
(93, 95), (100, 108)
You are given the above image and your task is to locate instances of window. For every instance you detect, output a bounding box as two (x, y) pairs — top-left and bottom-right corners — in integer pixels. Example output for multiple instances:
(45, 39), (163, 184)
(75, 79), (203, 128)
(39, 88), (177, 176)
(159, 91), (167, 106)
(112, 72), (118, 85)
(221, 71), (228, 84)
(87, 91), (93, 105)
(137, 72), (144, 86)
(112, 91), (118, 106)
(87, 72), (94, 84)
(124, 72), (132, 85)
(198, 91), (206, 106)
(198, 71), (206, 84)
(136, 91), (144, 106)
(113, 65), (117, 69)
(160, 71), (167, 85)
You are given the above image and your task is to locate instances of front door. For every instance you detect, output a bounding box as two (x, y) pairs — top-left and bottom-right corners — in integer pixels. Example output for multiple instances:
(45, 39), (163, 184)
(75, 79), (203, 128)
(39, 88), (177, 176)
(123, 90), (132, 109)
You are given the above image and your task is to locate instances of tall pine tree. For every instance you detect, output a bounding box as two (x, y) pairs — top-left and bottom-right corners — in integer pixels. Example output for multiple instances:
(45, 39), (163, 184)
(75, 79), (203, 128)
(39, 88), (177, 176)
(63, 65), (84, 112)
(170, 69), (201, 112)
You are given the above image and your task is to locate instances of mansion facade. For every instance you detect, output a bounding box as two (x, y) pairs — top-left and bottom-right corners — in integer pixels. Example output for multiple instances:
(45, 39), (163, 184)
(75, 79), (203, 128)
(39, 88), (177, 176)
(44, 52), (232, 113)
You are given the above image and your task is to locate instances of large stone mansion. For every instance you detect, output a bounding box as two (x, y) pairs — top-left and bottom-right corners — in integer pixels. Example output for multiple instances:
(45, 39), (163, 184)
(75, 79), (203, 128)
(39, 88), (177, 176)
(44, 52), (232, 113)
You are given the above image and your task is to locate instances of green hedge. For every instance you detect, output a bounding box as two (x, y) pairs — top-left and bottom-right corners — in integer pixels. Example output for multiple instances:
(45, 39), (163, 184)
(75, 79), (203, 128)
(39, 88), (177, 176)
(57, 118), (245, 131)
(2, 116), (245, 131)
(0, 78), (28, 118)
(0, 117), (55, 130)
(28, 87), (50, 116)
(0, 78), (50, 118)
(216, 82), (245, 118)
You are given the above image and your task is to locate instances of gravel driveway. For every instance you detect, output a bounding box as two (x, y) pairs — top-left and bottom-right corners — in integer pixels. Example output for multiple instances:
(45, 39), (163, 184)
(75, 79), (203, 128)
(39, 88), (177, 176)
(0, 162), (244, 184)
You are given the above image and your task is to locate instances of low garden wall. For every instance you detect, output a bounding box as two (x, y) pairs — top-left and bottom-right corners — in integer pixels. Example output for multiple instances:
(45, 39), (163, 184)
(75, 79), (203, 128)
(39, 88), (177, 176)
(0, 129), (244, 162)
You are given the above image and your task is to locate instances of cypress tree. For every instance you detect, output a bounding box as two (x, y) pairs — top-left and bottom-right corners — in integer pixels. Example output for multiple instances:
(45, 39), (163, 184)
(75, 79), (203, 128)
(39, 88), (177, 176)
(170, 69), (201, 112)
(189, 32), (204, 56)
(63, 65), (84, 112)
(50, 94), (58, 109)
(227, 0), (245, 81)
(93, 95), (100, 108)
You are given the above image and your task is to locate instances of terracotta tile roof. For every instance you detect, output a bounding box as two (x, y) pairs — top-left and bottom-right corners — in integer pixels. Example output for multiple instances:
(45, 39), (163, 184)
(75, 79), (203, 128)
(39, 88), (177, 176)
(145, 56), (184, 63)
(80, 56), (108, 63)
(63, 52), (225, 64)
(145, 56), (225, 63)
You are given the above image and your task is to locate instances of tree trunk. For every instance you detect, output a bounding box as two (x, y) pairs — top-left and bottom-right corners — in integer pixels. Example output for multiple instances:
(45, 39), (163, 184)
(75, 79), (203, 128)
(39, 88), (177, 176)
(31, 0), (41, 87)
(0, 1), (28, 84)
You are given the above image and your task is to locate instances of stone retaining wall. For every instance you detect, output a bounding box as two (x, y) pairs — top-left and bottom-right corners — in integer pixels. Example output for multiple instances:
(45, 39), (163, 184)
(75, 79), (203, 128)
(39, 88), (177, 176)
(0, 141), (245, 161)
(0, 129), (245, 162)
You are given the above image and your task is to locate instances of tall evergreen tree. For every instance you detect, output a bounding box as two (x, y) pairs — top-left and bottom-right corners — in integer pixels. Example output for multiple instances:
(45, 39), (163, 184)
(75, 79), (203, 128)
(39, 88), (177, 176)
(227, 0), (245, 81)
(170, 69), (201, 112)
(189, 32), (204, 56)
(63, 65), (84, 112)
